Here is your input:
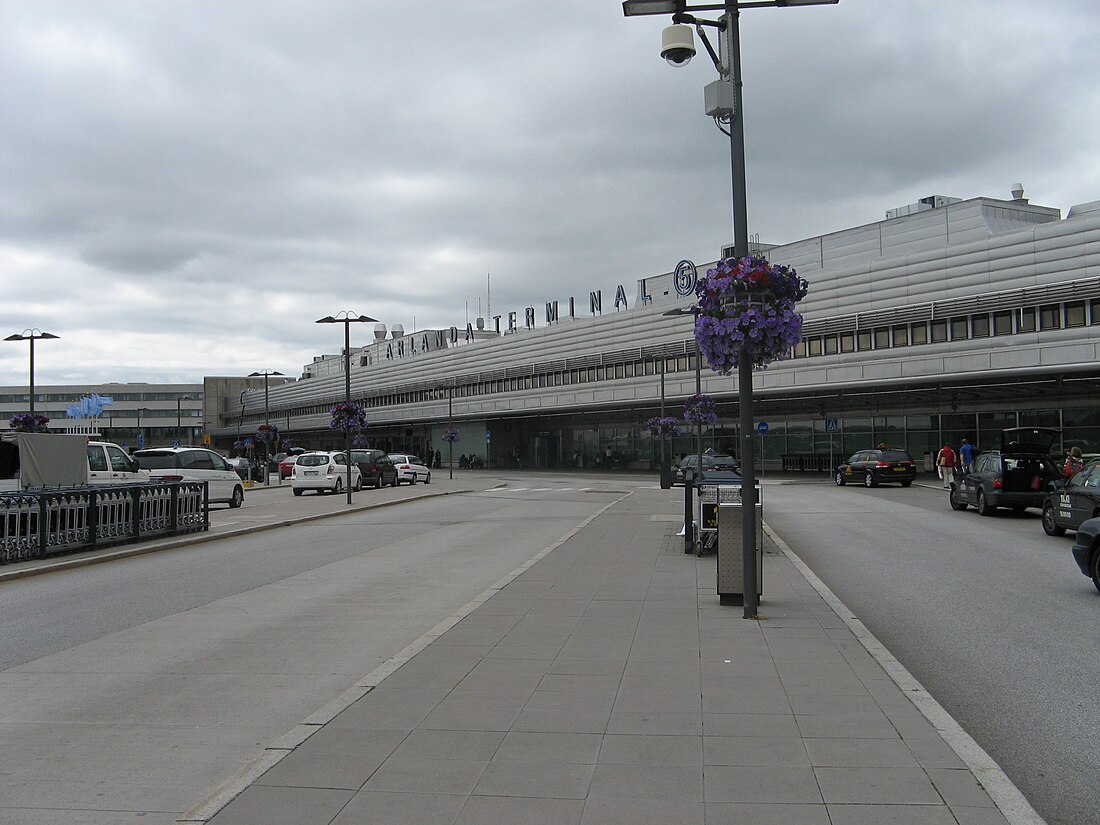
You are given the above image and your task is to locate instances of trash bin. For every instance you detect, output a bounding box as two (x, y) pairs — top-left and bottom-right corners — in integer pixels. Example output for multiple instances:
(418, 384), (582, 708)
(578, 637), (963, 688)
(717, 483), (762, 606)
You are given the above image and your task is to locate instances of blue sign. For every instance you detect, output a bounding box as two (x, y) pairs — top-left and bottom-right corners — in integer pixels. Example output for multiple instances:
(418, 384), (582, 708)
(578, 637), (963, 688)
(485, 430), (491, 443)
(825, 418), (840, 433)
(757, 421), (769, 434)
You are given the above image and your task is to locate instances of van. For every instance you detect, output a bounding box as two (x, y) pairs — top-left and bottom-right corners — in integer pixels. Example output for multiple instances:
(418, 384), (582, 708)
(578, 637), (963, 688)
(86, 441), (150, 485)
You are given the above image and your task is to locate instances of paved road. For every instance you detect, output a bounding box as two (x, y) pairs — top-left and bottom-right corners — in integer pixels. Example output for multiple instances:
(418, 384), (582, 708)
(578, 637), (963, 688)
(0, 474), (641, 824)
(762, 477), (1098, 825)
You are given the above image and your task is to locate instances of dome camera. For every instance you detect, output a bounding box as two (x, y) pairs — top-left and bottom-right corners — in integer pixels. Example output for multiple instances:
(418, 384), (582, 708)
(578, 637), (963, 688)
(660, 24), (695, 67)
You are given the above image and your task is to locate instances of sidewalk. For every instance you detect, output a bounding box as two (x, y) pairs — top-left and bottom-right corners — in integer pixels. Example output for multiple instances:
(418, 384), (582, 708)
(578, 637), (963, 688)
(187, 481), (1037, 825)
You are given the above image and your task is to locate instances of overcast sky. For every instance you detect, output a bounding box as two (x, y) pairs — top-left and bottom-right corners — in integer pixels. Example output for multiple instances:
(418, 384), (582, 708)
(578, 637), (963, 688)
(3, 0), (1098, 388)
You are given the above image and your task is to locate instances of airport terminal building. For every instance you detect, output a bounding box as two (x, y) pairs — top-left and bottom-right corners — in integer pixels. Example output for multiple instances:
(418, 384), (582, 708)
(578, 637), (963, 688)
(6, 189), (1098, 473)
(214, 188), (1100, 472)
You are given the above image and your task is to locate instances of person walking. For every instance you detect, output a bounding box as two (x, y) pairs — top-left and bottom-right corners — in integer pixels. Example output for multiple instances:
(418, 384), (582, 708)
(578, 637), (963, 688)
(936, 442), (957, 488)
(959, 438), (976, 474)
(1064, 446), (1085, 478)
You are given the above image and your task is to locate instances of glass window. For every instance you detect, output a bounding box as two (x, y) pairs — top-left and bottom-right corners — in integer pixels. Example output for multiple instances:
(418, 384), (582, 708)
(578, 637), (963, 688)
(874, 327), (890, 348)
(891, 325), (908, 347)
(950, 316), (969, 340)
(793, 339), (807, 358)
(840, 332), (855, 353)
(971, 314), (990, 338)
(1065, 301), (1086, 328)
(910, 322), (928, 345)
(824, 335), (838, 355)
(993, 310), (1013, 336)
(857, 330), (872, 351)
(931, 320), (948, 343)
(1039, 304), (1061, 330)
(1018, 307), (1036, 332)
(1091, 298), (1100, 325)
(808, 337), (823, 356)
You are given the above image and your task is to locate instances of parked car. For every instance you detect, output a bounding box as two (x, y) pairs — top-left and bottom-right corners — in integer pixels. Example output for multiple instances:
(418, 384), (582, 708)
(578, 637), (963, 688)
(278, 454), (299, 480)
(351, 449), (398, 488)
(949, 427), (1061, 515)
(834, 447), (916, 487)
(133, 447), (245, 508)
(291, 451), (362, 495)
(388, 453), (432, 485)
(86, 441), (150, 485)
(226, 456), (263, 482)
(673, 453), (739, 486)
(1041, 460), (1100, 536)
(1070, 516), (1100, 593)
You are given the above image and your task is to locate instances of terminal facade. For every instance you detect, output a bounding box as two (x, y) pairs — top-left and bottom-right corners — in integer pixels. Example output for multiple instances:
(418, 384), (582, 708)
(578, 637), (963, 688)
(5, 189), (1099, 472)
(220, 188), (1100, 472)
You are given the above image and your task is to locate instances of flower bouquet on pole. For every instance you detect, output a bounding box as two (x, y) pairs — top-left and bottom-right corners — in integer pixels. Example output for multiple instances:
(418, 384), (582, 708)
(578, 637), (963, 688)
(329, 402), (367, 433)
(683, 393), (718, 428)
(694, 256), (808, 374)
(9, 412), (49, 433)
(646, 417), (681, 438)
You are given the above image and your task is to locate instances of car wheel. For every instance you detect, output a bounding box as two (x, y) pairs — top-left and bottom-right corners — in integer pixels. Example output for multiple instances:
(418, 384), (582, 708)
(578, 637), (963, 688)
(1041, 501), (1066, 536)
(229, 486), (244, 509)
(424, 472), (431, 484)
(949, 484), (968, 511)
(409, 473), (417, 485)
(834, 470), (846, 486)
(976, 489), (994, 516)
(864, 472), (877, 488)
(1090, 548), (1100, 594)
(293, 488), (304, 497)
(390, 475), (398, 487)
(353, 476), (362, 492)
(334, 478), (343, 495)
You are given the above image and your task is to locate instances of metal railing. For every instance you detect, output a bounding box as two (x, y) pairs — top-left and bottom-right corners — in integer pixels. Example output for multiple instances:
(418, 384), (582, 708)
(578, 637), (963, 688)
(0, 482), (209, 565)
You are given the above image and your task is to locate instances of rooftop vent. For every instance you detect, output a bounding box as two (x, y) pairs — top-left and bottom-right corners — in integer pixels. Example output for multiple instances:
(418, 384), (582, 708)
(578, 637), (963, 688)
(885, 195), (961, 220)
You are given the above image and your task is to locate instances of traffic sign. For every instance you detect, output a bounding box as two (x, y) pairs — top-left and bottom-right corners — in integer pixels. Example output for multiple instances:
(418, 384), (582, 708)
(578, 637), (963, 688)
(757, 421), (769, 434)
(485, 430), (491, 443)
(825, 418), (840, 433)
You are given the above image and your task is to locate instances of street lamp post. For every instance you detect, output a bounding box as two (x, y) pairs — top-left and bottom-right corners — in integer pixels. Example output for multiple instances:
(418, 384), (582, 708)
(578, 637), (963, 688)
(316, 312), (376, 504)
(4, 329), (59, 416)
(626, 0), (837, 617)
(249, 370), (285, 485)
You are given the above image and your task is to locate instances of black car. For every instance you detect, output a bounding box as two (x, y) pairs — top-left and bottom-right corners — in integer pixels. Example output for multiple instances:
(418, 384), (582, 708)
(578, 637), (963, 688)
(350, 449), (398, 488)
(1041, 460), (1100, 536)
(1070, 516), (1100, 592)
(673, 453), (739, 486)
(834, 447), (916, 487)
(949, 427), (1061, 515)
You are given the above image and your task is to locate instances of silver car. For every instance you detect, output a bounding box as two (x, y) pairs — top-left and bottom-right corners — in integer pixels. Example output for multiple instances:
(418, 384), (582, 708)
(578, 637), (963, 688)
(388, 453), (432, 485)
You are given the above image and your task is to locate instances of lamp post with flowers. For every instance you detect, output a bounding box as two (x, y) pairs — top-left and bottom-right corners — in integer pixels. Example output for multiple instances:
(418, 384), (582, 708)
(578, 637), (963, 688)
(624, 0), (833, 617)
(317, 312), (376, 504)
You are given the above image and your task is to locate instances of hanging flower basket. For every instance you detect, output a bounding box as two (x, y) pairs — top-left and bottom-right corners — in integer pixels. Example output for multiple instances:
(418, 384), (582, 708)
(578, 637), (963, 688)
(9, 412), (49, 433)
(442, 427), (460, 443)
(646, 416), (681, 438)
(683, 393), (718, 427)
(232, 439), (246, 451)
(329, 402), (367, 432)
(255, 424), (279, 443)
(694, 256), (808, 375)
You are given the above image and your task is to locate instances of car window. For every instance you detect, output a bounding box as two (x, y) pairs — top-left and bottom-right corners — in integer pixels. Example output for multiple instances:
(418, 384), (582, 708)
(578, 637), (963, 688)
(87, 446), (107, 472)
(333, 454), (347, 466)
(297, 454), (327, 467)
(181, 450), (216, 471)
(408, 456), (421, 465)
(134, 452), (178, 470)
(880, 450), (912, 462)
(106, 445), (133, 472)
(1083, 466), (1100, 488)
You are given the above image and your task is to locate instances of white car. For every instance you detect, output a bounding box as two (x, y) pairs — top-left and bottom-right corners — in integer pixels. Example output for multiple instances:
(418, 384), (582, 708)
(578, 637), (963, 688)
(86, 441), (151, 486)
(388, 453), (432, 485)
(133, 447), (245, 508)
(291, 451), (362, 495)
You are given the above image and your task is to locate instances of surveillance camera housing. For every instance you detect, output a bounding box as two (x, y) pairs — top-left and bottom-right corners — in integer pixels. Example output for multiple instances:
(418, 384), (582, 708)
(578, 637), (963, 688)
(660, 24), (695, 67)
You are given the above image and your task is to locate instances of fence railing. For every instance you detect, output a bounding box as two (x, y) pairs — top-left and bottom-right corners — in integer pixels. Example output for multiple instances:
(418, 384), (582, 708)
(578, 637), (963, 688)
(0, 482), (209, 565)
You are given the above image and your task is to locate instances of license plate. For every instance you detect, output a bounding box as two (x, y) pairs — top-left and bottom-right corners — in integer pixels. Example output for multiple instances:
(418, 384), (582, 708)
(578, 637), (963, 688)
(892, 466), (906, 472)
(305, 470), (318, 476)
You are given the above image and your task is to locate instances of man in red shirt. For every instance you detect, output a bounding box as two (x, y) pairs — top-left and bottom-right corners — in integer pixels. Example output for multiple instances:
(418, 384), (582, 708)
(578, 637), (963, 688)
(937, 442), (957, 489)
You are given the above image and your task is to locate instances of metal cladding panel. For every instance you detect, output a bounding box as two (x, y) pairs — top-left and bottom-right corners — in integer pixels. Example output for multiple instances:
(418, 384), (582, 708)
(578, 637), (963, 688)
(1041, 343), (1097, 365)
(821, 225), (881, 264)
(991, 349), (1042, 369)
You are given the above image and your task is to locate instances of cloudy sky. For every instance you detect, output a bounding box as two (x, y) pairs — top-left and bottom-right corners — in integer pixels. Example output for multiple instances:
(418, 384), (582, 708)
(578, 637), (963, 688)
(3, 0), (1098, 387)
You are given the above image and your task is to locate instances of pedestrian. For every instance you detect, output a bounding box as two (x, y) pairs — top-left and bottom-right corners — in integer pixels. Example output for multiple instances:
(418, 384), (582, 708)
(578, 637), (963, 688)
(936, 442), (957, 488)
(434, 449), (441, 469)
(959, 438), (976, 474)
(1064, 446), (1085, 478)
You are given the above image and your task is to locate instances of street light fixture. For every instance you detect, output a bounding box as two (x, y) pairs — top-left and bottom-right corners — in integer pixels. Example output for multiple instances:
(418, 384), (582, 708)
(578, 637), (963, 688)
(627, 0), (837, 618)
(316, 312), (376, 504)
(249, 370), (285, 485)
(4, 329), (59, 416)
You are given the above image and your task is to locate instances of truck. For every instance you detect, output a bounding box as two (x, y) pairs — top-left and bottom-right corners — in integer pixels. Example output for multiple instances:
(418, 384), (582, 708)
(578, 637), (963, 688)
(0, 432), (149, 492)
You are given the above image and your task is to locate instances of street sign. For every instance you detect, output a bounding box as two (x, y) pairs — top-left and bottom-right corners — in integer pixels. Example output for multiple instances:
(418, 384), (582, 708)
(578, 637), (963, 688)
(825, 418), (840, 433)
(757, 421), (769, 434)
(485, 430), (491, 443)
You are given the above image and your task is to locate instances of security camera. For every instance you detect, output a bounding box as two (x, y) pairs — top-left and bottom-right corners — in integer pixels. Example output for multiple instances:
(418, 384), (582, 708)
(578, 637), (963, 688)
(660, 24), (695, 67)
